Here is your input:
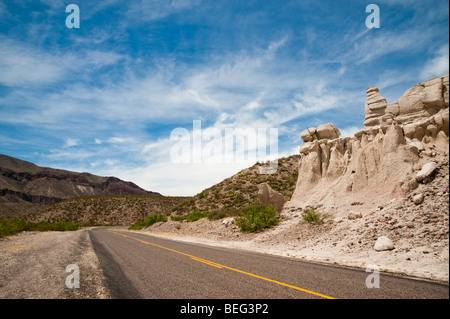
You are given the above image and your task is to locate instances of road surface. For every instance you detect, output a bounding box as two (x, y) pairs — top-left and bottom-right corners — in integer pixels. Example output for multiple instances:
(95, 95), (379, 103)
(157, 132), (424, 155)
(88, 227), (449, 299)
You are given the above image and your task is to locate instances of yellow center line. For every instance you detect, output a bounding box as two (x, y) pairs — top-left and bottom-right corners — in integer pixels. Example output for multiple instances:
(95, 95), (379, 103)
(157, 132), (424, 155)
(112, 231), (336, 299)
(191, 257), (224, 268)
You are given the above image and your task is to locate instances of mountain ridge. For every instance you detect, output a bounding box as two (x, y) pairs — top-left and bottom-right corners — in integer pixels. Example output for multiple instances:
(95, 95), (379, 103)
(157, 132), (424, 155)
(0, 154), (160, 218)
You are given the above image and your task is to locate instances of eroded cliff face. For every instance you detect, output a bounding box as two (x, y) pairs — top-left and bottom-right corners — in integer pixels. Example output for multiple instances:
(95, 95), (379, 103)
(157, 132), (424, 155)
(290, 73), (449, 209)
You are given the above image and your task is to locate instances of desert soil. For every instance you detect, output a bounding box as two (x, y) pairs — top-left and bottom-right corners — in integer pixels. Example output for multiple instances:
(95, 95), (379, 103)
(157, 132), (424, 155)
(0, 228), (110, 299)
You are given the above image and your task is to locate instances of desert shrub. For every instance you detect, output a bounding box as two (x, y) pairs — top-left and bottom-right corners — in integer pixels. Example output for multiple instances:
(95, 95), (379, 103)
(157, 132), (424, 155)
(300, 207), (330, 224)
(0, 219), (31, 237)
(169, 210), (208, 222)
(236, 201), (278, 232)
(185, 210), (208, 222)
(0, 219), (80, 238)
(207, 207), (241, 220)
(129, 214), (167, 230)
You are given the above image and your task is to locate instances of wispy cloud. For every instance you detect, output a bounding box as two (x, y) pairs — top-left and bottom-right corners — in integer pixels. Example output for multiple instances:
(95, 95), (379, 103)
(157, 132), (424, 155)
(421, 44), (449, 79)
(126, 0), (202, 22)
(64, 138), (78, 148)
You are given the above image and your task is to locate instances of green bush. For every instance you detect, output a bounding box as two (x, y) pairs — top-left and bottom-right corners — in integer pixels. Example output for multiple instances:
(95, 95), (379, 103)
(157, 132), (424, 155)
(170, 215), (185, 222)
(0, 219), (80, 238)
(171, 210), (208, 222)
(207, 207), (241, 220)
(300, 207), (329, 224)
(129, 214), (168, 230)
(185, 210), (208, 222)
(236, 201), (278, 232)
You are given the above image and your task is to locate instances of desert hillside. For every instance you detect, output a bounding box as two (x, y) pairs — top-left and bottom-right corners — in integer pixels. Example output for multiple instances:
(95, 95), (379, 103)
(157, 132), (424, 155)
(27, 194), (186, 226)
(171, 155), (300, 216)
(0, 154), (160, 218)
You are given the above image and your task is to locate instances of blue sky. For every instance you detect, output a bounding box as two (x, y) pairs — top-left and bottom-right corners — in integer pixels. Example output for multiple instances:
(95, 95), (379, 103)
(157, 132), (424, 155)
(0, 0), (449, 196)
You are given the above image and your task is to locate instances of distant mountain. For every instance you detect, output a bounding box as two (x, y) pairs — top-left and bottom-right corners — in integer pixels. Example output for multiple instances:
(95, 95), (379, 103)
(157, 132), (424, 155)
(0, 154), (160, 219)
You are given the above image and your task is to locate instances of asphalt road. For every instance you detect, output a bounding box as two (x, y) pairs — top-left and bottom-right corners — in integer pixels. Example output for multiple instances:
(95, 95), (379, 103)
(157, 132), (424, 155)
(88, 227), (449, 299)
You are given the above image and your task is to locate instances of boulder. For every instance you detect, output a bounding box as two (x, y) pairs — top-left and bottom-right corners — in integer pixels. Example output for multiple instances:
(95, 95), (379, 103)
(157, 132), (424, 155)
(416, 162), (437, 183)
(257, 183), (286, 212)
(316, 123), (341, 140)
(222, 217), (235, 227)
(374, 236), (395, 251)
(300, 129), (313, 142)
(421, 76), (445, 107)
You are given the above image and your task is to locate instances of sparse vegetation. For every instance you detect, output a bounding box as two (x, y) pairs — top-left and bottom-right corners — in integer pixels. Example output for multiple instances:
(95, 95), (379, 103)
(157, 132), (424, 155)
(185, 210), (208, 222)
(129, 214), (168, 230)
(171, 155), (300, 216)
(207, 207), (241, 220)
(236, 201), (279, 232)
(29, 194), (186, 226)
(171, 210), (209, 222)
(0, 218), (80, 238)
(300, 206), (331, 224)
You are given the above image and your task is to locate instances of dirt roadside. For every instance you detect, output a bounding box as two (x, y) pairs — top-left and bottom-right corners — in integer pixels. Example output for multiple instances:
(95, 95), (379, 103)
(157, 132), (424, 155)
(0, 228), (110, 299)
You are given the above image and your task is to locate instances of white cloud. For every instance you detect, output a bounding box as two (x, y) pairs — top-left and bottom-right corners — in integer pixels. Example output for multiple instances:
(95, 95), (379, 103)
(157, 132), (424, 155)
(126, 0), (202, 22)
(354, 31), (424, 65)
(0, 39), (65, 87)
(421, 44), (450, 80)
(64, 138), (78, 147)
(0, 36), (127, 88)
(339, 126), (362, 138)
(108, 137), (136, 144)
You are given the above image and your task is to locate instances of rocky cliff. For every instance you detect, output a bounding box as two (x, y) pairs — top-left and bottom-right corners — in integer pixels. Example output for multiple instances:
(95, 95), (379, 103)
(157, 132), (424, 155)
(290, 73), (449, 209)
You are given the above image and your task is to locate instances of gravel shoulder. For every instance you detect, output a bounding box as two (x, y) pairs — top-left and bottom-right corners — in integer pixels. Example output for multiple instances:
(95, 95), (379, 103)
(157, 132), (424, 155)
(0, 228), (110, 299)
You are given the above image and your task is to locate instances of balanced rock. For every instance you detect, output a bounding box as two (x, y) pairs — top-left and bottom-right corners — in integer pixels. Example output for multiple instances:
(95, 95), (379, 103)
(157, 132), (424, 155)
(364, 86), (387, 127)
(301, 124), (340, 142)
(316, 123), (341, 140)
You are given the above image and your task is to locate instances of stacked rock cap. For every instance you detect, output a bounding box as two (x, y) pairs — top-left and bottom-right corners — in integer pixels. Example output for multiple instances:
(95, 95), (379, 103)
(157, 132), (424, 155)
(300, 123), (341, 142)
(364, 86), (388, 127)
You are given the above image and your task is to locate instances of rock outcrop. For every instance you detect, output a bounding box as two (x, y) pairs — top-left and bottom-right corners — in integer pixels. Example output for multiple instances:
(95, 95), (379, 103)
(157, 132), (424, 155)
(290, 73), (449, 208)
(257, 183), (286, 212)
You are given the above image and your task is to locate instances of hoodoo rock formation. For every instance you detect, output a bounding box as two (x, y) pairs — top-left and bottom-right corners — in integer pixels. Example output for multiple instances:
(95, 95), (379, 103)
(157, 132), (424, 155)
(290, 73), (449, 208)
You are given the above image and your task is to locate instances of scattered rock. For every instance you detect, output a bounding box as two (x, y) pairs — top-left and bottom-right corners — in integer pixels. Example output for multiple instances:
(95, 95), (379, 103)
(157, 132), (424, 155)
(410, 141), (425, 151)
(374, 236), (395, 251)
(222, 218), (235, 227)
(413, 193), (424, 205)
(416, 162), (437, 183)
(347, 211), (362, 220)
(334, 217), (343, 223)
